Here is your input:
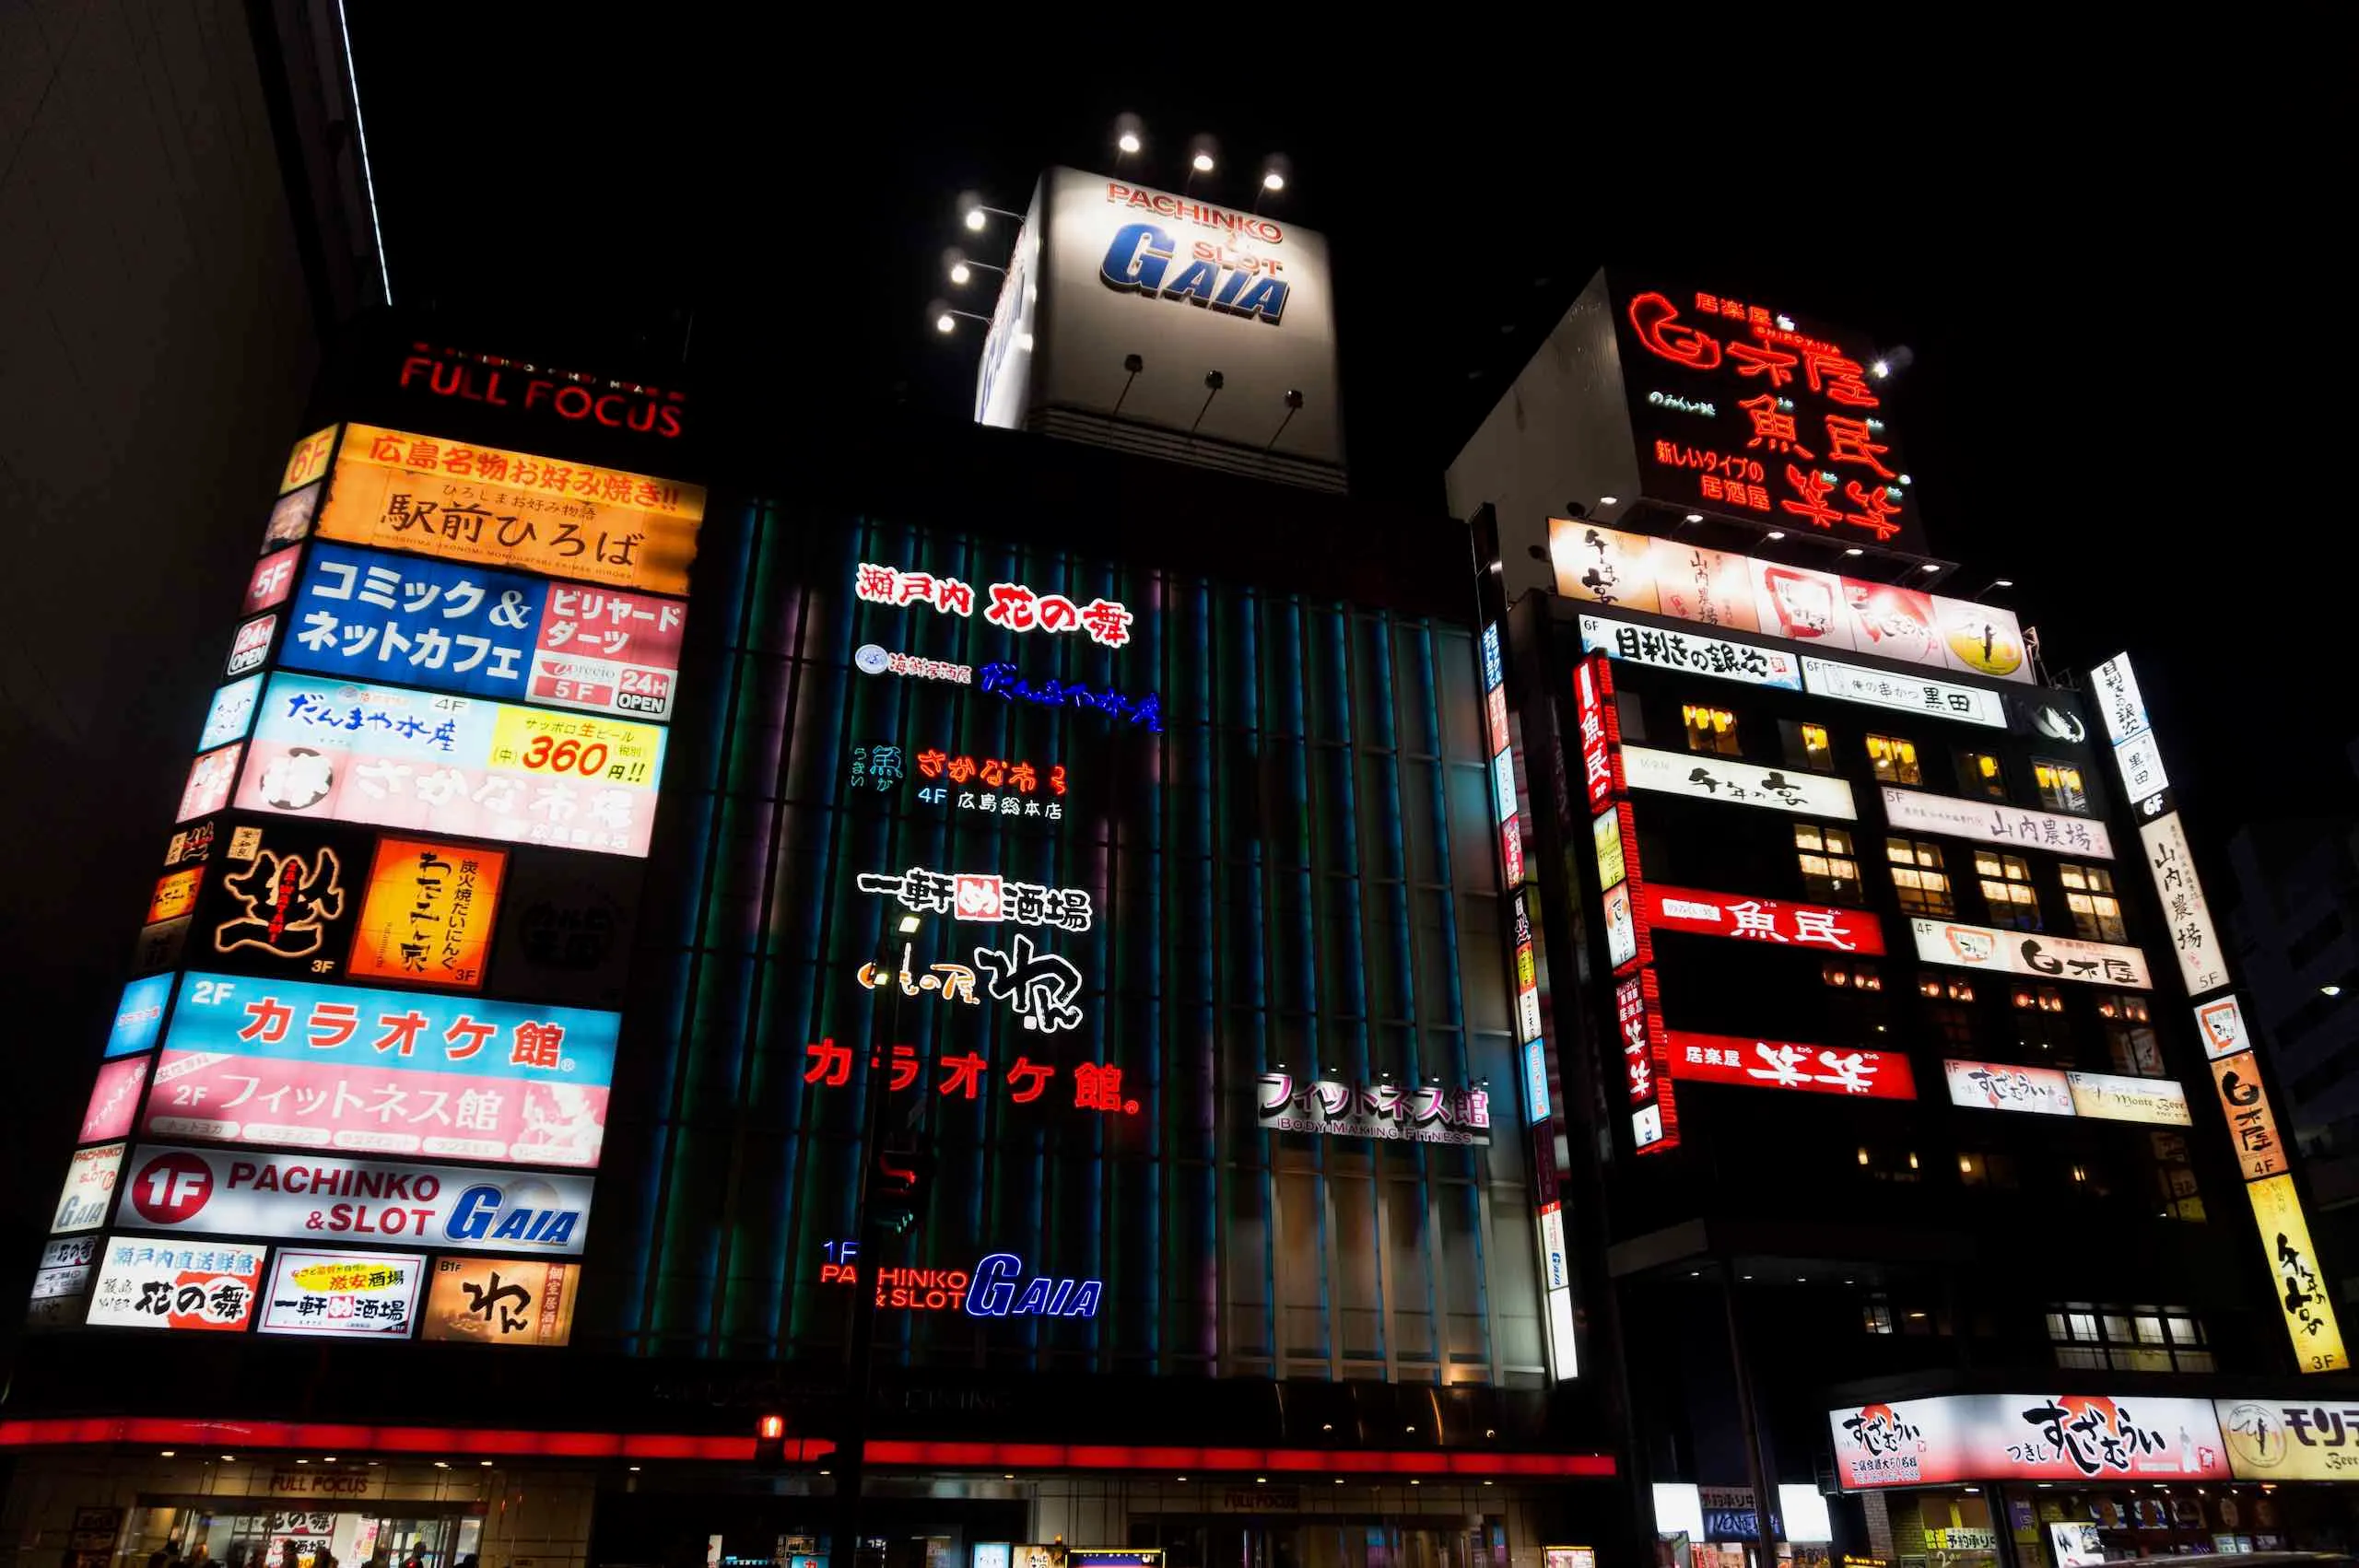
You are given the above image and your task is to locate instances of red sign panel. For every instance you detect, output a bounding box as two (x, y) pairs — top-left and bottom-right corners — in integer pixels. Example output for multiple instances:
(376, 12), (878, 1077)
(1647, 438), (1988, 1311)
(1618, 972), (1678, 1153)
(1667, 1032), (1916, 1100)
(1574, 656), (1617, 812)
(1641, 885), (1884, 954)
(1613, 279), (1925, 556)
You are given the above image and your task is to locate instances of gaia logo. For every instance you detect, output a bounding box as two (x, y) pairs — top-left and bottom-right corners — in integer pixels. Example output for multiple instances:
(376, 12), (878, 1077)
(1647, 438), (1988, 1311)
(1100, 223), (1289, 323)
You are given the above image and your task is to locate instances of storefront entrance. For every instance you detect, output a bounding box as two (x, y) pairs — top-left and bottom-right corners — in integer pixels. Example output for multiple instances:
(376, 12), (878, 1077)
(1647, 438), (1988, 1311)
(1128, 1517), (1507, 1568)
(136, 1501), (477, 1568)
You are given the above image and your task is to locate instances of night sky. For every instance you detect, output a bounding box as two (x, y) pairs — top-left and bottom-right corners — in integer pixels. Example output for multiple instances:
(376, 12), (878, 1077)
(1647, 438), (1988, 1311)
(342, 37), (2350, 832)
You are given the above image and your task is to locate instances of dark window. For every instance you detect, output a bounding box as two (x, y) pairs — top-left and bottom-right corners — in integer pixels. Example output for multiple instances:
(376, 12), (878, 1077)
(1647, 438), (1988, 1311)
(1782, 720), (1835, 773)
(2292, 912), (2347, 969)
(1956, 750), (2009, 800)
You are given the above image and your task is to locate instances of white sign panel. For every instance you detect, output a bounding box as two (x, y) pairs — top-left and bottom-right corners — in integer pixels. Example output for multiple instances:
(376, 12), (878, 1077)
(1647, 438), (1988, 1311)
(1620, 745), (1857, 820)
(989, 168), (1344, 473)
(2196, 996), (2254, 1061)
(1802, 655), (2005, 728)
(259, 1248), (427, 1338)
(2067, 1071), (2193, 1126)
(2114, 731), (2170, 811)
(1911, 919), (2152, 989)
(118, 1145), (593, 1255)
(1944, 1059), (2075, 1117)
(52, 1142), (124, 1234)
(2141, 813), (2229, 998)
(1580, 614), (1801, 690)
(2091, 653), (2151, 745)
(1880, 787), (2113, 860)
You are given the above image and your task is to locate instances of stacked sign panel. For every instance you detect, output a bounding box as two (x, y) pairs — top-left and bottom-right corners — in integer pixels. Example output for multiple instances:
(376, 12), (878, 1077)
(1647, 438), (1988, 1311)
(30, 422), (704, 1346)
(2091, 653), (2345, 1372)
(1482, 621), (1579, 1381)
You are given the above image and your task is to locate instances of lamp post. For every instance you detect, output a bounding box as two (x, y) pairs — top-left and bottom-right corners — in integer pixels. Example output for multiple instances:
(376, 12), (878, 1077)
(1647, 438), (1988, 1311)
(829, 913), (926, 1568)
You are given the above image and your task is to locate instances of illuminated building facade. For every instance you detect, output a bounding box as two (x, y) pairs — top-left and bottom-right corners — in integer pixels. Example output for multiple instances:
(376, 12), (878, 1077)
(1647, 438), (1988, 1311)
(2, 201), (1623, 1568)
(1449, 268), (2359, 1568)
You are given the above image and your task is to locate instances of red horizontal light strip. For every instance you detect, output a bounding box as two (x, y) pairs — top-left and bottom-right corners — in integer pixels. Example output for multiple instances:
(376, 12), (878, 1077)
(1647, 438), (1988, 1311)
(0, 1420), (1612, 1478)
(863, 1440), (1614, 1478)
(0, 1418), (816, 1464)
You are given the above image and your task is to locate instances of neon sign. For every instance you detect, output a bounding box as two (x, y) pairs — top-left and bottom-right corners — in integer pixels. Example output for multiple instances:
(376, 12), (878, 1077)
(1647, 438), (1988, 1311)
(853, 643), (973, 685)
(978, 662), (1162, 730)
(1614, 282), (1923, 553)
(853, 564), (1134, 649)
(1668, 1033), (1917, 1100)
(854, 867), (1093, 931)
(801, 1039), (1136, 1115)
(1255, 1074), (1490, 1147)
(818, 1240), (1105, 1316)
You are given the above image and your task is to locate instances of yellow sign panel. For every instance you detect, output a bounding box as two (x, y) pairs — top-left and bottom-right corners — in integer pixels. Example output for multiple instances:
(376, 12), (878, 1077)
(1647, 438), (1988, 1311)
(487, 706), (664, 788)
(420, 1256), (577, 1347)
(349, 837), (508, 989)
(2248, 1174), (2349, 1372)
(147, 868), (204, 924)
(281, 426), (335, 494)
(1592, 808), (1625, 890)
(2211, 1051), (2290, 1181)
(316, 422), (705, 594)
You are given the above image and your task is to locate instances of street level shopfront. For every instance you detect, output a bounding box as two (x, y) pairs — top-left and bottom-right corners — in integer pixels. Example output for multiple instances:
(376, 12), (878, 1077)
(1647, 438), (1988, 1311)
(1826, 1390), (2359, 1564)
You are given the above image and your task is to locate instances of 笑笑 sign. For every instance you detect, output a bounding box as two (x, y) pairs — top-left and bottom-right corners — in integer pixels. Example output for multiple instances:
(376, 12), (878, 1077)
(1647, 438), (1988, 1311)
(1667, 1034), (1915, 1100)
(314, 423), (706, 595)
(281, 543), (687, 720)
(1579, 613), (1801, 690)
(119, 1145), (594, 1254)
(233, 673), (664, 857)
(1911, 919), (2152, 989)
(2215, 1398), (2359, 1479)
(1254, 1074), (1491, 1145)
(1880, 789), (2114, 860)
(1621, 745), (1858, 819)
(1829, 1393), (2227, 1489)
(1554, 521), (2032, 682)
(1610, 280), (1929, 556)
(150, 972), (614, 1166)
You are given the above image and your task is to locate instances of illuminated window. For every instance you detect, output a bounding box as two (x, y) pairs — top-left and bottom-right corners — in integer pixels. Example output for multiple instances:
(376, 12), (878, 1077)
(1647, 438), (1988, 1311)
(1684, 704), (1740, 756)
(2101, 992), (2162, 1076)
(2061, 863), (2126, 942)
(1782, 720), (1835, 773)
(1885, 836), (1952, 917)
(2048, 1304), (2211, 1373)
(1974, 849), (2041, 930)
(2034, 758), (2091, 813)
(1794, 823), (1859, 903)
(1957, 750), (2008, 801)
(1866, 733), (1921, 787)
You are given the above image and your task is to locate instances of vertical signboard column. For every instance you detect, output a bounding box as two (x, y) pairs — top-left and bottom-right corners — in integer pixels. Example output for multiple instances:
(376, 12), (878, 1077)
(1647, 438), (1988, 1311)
(1575, 655), (1677, 1156)
(27, 415), (704, 1351)
(1482, 622), (1579, 1381)
(2092, 652), (2346, 1372)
